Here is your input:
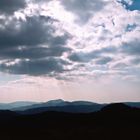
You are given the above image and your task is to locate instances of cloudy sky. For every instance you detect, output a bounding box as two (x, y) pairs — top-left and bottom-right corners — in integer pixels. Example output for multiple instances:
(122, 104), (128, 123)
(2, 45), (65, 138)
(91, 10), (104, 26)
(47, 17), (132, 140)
(0, 0), (140, 103)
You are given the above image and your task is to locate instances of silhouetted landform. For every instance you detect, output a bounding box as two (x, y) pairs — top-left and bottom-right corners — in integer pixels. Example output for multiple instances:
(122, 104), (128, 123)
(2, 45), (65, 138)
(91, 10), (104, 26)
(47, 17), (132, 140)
(125, 102), (140, 108)
(18, 104), (104, 114)
(101, 103), (132, 112)
(0, 101), (37, 110)
(0, 103), (140, 140)
(1, 99), (139, 115)
(0, 110), (19, 120)
(12, 99), (104, 112)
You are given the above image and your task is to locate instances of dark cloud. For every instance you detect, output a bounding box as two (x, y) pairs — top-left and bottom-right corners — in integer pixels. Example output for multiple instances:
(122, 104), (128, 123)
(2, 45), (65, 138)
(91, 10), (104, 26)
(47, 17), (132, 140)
(0, 15), (71, 60)
(61, 0), (108, 23)
(111, 62), (128, 70)
(0, 16), (55, 48)
(68, 47), (116, 63)
(32, 0), (51, 3)
(0, 58), (68, 76)
(0, 14), (71, 76)
(0, 0), (26, 15)
(68, 51), (97, 62)
(122, 41), (140, 55)
(95, 57), (113, 65)
(130, 57), (140, 65)
(0, 46), (71, 60)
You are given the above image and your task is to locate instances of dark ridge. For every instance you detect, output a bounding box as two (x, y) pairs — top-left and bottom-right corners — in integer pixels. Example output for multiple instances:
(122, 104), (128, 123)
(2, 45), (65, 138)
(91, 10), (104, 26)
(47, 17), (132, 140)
(18, 104), (103, 115)
(0, 110), (19, 120)
(101, 103), (131, 112)
(0, 104), (139, 140)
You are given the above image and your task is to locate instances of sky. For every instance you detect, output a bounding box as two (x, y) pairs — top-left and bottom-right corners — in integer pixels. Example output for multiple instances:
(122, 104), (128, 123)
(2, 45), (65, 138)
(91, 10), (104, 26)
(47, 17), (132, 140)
(0, 0), (140, 103)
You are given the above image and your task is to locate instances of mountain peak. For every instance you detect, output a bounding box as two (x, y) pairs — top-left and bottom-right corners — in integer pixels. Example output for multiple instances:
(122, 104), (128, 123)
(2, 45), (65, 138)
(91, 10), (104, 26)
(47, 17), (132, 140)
(44, 99), (68, 107)
(47, 99), (65, 103)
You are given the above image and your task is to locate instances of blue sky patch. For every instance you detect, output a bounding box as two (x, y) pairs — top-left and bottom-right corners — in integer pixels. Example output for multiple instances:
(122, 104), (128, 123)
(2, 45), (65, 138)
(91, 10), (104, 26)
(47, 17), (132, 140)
(119, 0), (140, 11)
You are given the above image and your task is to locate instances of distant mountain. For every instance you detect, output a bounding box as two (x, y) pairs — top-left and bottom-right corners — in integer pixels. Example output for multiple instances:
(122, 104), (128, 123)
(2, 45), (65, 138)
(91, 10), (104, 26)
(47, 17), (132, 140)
(19, 104), (103, 115)
(0, 101), (37, 110)
(70, 100), (101, 106)
(0, 100), (139, 114)
(13, 99), (103, 112)
(13, 99), (104, 114)
(12, 99), (69, 111)
(125, 102), (140, 108)
(45, 99), (69, 106)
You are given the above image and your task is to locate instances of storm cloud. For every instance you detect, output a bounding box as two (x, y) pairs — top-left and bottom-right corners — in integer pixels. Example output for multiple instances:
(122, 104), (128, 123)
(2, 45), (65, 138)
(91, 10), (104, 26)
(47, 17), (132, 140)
(0, 58), (68, 76)
(0, 0), (26, 15)
(0, 12), (71, 76)
(0, 16), (55, 47)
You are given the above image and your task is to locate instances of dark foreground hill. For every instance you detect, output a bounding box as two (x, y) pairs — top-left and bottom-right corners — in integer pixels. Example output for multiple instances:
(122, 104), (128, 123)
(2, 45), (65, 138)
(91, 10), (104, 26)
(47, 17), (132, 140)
(0, 103), (140, 140)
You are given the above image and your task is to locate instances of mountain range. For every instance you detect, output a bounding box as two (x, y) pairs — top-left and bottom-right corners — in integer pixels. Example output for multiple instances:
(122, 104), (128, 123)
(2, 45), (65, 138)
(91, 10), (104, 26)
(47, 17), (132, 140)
(0, 101), (37, 110)
(0, 99), (140, 115)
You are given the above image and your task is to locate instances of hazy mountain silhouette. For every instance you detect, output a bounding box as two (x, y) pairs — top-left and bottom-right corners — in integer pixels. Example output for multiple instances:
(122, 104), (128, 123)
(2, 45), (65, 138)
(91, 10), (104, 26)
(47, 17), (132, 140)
(0, 101), (37, 110)
(1, 100), (139, 115)
(13, 99), (70, 111)
(125, 102), (140, 108)
(14, 100), (104, 114)
(18, 104), (103, 114)
(0, 103), (139, 140)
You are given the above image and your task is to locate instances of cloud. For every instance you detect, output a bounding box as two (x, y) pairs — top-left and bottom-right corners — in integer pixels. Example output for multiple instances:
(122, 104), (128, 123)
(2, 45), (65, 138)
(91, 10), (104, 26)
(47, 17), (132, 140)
(68, 51), (96, 62)
(110, 62), (129, 70)
(0, 14), (71, 60)
(0, 0), (26, 15)
(0, 16), (55, 47)
(0, 0), (140, 83)
(130, 57), (140, 65)
(60, 0), (108, 23)
(121, 41), (140, 55)
(68, 47), (116, 63)
(0, 58), (69, 76)
(0, 46), (71, 59)
(0, 13), (71, 76)
(95, 57), (113, 65)
(32, 0), (52, 3)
